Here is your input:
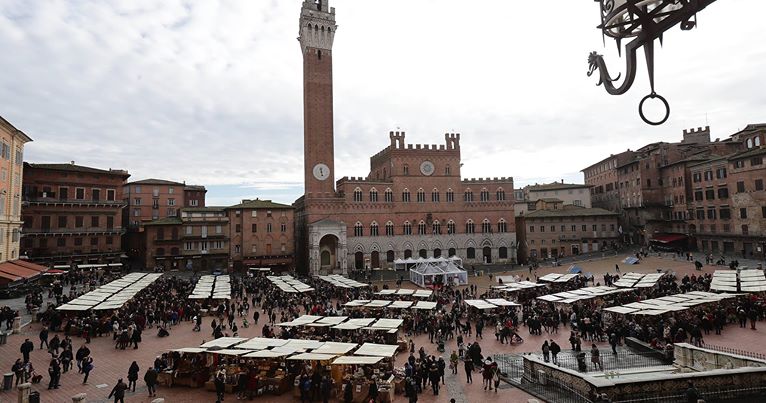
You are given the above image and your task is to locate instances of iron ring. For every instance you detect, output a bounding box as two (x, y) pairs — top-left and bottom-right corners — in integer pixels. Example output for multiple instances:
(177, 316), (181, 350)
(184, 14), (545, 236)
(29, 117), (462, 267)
(639, 92), (670, 126)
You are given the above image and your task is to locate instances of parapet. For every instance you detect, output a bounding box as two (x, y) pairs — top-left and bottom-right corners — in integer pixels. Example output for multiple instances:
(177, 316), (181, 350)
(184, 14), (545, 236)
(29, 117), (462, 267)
(461, 177), (514, 183)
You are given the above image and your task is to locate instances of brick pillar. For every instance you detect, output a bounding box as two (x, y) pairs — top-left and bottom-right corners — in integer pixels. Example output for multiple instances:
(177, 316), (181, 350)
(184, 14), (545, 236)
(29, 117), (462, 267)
(12, 317), (20, 334)
(72, 393), (86, 403)
(17, 383), (30, 403)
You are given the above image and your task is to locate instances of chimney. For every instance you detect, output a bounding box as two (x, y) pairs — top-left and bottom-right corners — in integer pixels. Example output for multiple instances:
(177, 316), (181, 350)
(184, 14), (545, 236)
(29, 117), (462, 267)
(561, 179), (564, 184)
(70, 161), (75, 165)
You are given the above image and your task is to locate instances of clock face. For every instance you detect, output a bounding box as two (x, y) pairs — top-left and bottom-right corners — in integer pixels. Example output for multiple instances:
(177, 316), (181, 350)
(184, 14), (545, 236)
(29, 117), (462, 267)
(420, 160), (435, 176)
(313, 163), (330, 181)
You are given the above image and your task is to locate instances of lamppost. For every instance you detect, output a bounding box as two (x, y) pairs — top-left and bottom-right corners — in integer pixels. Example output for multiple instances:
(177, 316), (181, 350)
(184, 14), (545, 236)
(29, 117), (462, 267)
(588, 0), (719, 125)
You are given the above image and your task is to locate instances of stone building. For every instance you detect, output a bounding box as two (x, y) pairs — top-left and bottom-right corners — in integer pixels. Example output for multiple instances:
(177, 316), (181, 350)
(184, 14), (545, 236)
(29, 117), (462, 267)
(122, 178), (206, 269)
(293, 0), (516, 275)
(21, 162), (130, 265)
(514, 182), (592, 217)
(0, 116), (31, 263)
(516, 200), (619, 263)
(226, 199), (295, 272)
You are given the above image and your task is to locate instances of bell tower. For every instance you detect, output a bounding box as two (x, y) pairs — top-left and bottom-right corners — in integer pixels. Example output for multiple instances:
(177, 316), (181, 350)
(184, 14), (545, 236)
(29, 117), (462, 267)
(299, 0), (337, 197)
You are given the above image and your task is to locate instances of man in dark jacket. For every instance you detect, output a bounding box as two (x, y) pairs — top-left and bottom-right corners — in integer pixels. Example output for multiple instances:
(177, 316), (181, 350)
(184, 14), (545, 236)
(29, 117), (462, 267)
(76, 345), (90, 373)
(550, 340), (562, 365)
(20, 339), (34, 363)
(144, 367), (158, 397)
(47, 355), (61, 389)
(39, 328), (49, 350)
(108, 378), (128, 403)
(343, 379), (353, 403)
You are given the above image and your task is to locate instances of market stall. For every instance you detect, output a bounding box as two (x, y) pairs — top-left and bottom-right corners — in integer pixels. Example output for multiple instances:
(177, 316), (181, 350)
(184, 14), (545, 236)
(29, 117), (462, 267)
(408, 258), (468, 288)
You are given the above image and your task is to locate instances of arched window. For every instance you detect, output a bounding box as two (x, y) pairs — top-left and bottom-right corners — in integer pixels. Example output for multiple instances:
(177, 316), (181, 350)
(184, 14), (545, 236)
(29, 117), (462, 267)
(402, 188), (411, 203)
(419, 249), (427, 258)
(403, 221), (412, 235)
(467, 247), (476, 259)
(496, 188), (506, 201)
(482, 219), (492, 233)
(416, 188), (426, 203)
(747, 138), (753, 149)
(480, 188), (490, 202)
(433, 248), (441, 258)
(353, 187), (363, 202)
(448, 247), (456, 257)
(404, 249), (412, 259)
(431, 188), (440, 202)
(417, 220), (427, 235)
(497, 219), (508, 233)
(756, 137), (762, 147)
(369, 188), (378, 202)
(464, 189), (474, 202)
(465, 219), (475, 234)
(445, 165), (451, 175)
(403, 164), (409, 175)
(370, 221), (379, 236)
(385, 221), (394, 236)
(384, 188), (393, 202)
(354, 222), (363, 237)
(499, 247), (508, 259)
(446, 188), (455, 203)
(447, 220), (456, 234)
(432, 220), (441, 235)
(386, 250), (395, 262)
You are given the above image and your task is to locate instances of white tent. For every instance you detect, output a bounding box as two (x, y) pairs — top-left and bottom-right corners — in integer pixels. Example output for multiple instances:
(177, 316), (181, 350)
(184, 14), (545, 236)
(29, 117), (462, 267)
(409, 257), (468, 287)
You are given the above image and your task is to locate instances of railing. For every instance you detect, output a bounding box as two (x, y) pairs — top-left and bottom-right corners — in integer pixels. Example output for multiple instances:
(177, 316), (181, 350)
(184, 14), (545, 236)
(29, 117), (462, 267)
(613, 386), (766, 402)
(699, 344), (766, 361)
(22, 227), (124, 235)
(536, 349), (669, 373)
(24, 198), (125, 206)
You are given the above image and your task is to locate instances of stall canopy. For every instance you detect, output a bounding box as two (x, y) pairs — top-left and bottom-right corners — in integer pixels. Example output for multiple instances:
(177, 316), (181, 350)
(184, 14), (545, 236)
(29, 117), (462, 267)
(200, 337), (248, 349)
(603, 291), (740, 316)
(395, 256), (463, 272)
(613, 272), (667, 288)
(287, 353), (337, 361)
(711, 269), (766, 293)
(536, 286), (631, 304)
(332, 356), (384, 365)
(464, 299), (498, 310)
(354, 343), (399, 357)
(409, 258), (468, 288)
(538, 273), (579, 283)
(493, 281), (546, 293)
(266, 275), (314, 293)
(318, 275), (368, 289)
(189, 275), (232, 300)
(56, 273), (162, 311)
(622, 256), (640, 265)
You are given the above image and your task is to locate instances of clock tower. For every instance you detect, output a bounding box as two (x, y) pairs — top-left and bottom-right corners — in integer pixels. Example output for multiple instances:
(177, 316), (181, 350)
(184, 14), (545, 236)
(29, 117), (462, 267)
(299, 0), (337, 197)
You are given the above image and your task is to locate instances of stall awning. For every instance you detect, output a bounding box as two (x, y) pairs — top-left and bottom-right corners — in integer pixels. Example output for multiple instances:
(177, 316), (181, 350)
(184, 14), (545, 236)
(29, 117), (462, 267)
(332, 356), (384, 365)
(287, 353), (337, 361)
(650, 234), (687, 244)
(172, 347), (207, 354)
(200, 337), (247, 348)
(313, 342), (358, 355)
(244, 350), (292, 358)
(354, 343), (398, 358)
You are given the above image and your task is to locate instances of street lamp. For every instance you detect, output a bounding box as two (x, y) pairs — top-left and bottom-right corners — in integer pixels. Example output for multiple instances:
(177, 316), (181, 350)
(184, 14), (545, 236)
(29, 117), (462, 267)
(588, 0), (719, 125)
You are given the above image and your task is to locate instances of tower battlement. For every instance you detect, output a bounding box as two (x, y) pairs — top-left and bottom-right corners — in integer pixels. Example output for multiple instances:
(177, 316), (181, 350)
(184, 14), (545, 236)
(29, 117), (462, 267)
(462, 177), (514, 184)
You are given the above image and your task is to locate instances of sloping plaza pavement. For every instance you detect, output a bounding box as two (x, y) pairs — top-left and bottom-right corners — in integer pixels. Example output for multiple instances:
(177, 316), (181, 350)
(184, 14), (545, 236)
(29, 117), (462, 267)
(0, 253), (763, 402)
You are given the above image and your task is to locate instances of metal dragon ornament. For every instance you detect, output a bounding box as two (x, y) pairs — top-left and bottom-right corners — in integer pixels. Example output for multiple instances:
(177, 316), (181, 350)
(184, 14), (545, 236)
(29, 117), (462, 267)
(588, 0), (718, 125)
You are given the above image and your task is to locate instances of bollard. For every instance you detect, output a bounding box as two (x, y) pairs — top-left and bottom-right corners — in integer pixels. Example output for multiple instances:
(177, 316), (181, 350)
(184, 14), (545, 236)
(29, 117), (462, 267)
(12, 317), (20, 334)
(72, 393), (87, 402)
(17, 382), (31, 403)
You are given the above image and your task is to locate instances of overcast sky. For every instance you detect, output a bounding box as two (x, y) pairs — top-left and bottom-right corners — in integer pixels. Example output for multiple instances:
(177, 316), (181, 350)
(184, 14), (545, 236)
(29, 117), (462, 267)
(1, 0), (764, 206)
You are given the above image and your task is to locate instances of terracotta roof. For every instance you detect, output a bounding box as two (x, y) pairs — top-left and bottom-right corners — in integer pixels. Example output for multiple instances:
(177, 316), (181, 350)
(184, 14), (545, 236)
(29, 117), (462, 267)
(11, 259), (48, 273)
(0, 262), (41, 280)
(227, 199), (293, 209)
(142, 217), (183, 226)
(728, 147), (766, 161)
(524, 206), (618, 219)
(182, 207), (226, 213)
(126, 178), (185, 186)
(26, 162), (130, 177)
(184, 185), (206, 191)
(526, 183), (590, 191)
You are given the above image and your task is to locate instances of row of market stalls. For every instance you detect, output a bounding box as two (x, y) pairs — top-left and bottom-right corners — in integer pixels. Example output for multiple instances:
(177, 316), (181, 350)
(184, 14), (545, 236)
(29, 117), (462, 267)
(56, 273), (163, 311)
(602, 291), (739, 317)
(318, 275), (368, 289)
(538, 273), (580, 283)
(393, 256), (463, 271)
(464, 298), (521, 310)
(189, 275), (232, 300)
(536, 286), (633, 305)
(167, 336), (402, 401)
(374, 288), (433, 298)
(613, 272), (668, 288)
(343, 300), (438, 310)
(493, 279), (547, 292)
(407, 257), (468, 288)
(266, 275), (314, 293)
(710, 269), (766, 293)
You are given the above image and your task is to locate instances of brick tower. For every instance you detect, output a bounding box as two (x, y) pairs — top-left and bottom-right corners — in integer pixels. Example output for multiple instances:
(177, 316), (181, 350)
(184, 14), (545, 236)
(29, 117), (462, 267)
(299, 0), (337, 197)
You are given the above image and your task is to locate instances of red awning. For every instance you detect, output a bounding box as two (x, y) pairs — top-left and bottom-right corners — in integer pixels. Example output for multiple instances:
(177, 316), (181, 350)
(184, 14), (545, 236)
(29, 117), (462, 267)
(651, 234), (688, 244)
(0, 262), (42, 280)
(11, 260), (48, 273)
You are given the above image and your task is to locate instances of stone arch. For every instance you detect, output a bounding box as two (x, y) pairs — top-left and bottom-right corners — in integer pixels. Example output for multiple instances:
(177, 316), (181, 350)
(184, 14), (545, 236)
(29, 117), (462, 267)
(446, 240), (458, 249)
(480, 238), (493, 247)
(464, 239), (476, 248)
(353, 243), (365, 253)
(432, 240), (444, 250)
(402, 241), (414, 251)
(370, 243), (381, 252)
(417, 240), (429, 250)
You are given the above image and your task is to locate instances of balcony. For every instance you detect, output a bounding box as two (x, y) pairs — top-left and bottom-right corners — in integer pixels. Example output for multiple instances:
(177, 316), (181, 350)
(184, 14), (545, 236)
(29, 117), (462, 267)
(22, 227), (126, 236)
(23, 197), (126, 208)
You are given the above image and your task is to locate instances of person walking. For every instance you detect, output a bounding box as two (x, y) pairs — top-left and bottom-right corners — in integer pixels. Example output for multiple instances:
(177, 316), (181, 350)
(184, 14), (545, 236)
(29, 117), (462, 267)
(12, 359), (24, 386)
(591, 344), (603, 371)
(144, 367), (158, 397)
(108, 378), (128, 403)
(82, 357), (94, 384)
(542, 340), (550, 363)
(464, 355), (474, 383)
(550, 340), (561, 365)
(39, 327), (49, 350)
(47, 355), (61, 389)
(76, 344), (90, 373)
(609, 333), (619, 354)
(615, 264), (620, 273)
(214, 371), (226, 402)
(127, 361), (139, 392)
(450, 351), (459, 374)
(20, 339), (34, 363)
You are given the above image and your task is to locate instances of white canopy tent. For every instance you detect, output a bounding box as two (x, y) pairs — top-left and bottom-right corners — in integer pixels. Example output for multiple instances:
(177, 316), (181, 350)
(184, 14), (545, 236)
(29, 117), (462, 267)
(409, 258), (468, 288)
